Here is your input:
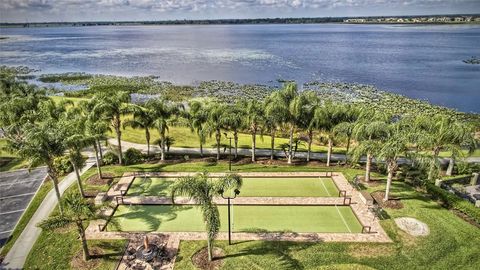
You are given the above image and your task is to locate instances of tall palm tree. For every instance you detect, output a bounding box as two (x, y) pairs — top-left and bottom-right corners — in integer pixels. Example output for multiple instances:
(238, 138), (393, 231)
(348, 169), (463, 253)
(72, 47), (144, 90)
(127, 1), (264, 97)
(81, 100), (110, 179)
(351, 108), (390, 181)
(8, 100), (70, 215)
(298, 91), (320, 162)
(185, 100), (209, 157)
(38, 192), (96, 261)
(147, 98), (181, 161)
(314, 101), (346, 166)
(171, 172), (242, 261)
(332, 104), (360, 163)
(205, 101), (227, 160)
(92, 91), (130, 165)
(265, 83), (306, 164)
(123, 104), (155, 155)
(413, 114), (476, 181)
(377, 121), (410, 201)
(222, 102), (245, 159)
(244, 99), (265, 162)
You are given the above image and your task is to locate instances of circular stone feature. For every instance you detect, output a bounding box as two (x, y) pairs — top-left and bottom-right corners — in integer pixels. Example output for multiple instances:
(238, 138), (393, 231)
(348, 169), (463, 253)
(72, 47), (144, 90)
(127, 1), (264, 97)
(394, 217), (430, 236)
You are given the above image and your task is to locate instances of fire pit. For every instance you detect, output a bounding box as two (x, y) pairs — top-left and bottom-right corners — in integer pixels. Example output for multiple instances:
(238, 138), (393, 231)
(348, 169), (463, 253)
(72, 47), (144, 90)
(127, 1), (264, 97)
(136, 235), (158, 262)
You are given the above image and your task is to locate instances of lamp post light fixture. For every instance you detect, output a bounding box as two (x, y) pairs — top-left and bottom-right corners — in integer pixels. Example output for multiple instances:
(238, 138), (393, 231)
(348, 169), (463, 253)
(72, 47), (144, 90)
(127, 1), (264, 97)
(224, 133), (232, 171)
(219, 188), (240, 245)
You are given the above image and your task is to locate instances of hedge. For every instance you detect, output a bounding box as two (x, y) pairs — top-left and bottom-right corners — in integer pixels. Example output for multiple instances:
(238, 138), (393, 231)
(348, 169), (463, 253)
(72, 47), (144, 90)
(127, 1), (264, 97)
(426, 183), (480, 225)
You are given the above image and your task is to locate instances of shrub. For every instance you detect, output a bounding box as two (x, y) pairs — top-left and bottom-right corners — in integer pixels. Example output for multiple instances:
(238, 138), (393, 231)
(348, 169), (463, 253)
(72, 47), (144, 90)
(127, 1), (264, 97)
(103, 151), (119, 165)
(124, 148), (143, 165)
(426, 183), (480, 224)
(53, 156), (73, 175)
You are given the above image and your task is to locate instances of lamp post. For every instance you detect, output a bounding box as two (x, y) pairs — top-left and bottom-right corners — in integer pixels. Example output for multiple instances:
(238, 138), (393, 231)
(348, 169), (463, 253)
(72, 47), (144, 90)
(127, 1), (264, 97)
(224, 133), (232, 171)
(219, 188), (240, 245)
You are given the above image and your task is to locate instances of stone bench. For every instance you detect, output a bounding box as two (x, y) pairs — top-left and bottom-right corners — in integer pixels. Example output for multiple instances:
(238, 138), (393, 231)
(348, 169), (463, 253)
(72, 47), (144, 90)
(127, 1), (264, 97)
(359, 191), (374, 206)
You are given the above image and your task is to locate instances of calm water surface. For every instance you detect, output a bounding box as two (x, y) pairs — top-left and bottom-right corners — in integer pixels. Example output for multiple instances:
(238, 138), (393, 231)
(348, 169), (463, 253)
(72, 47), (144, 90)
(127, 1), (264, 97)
(1, 24), (479, 112)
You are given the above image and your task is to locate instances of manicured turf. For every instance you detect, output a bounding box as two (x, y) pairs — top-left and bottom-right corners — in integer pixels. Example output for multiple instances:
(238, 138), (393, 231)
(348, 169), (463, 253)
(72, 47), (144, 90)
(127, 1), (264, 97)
(127, 177), (339, 197)
(108, 205), (362, 233)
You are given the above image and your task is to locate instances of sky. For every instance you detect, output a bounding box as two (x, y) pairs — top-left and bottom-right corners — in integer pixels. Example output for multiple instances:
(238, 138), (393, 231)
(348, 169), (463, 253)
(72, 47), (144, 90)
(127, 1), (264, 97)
(1, 0), (480, 23)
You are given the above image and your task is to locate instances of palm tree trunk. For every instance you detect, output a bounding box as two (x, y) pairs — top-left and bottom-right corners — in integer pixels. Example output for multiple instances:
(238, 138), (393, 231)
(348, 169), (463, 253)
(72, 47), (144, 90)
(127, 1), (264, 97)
(384, 162), (394, 202)
(145, 128), (150, 156)
(97, 139), (104, 165)
(234, 129), (238, 159)
(200, 141), (204, 157)
(47, 164), (63, 215)
(287, 126), (294, 164)
(307, 130), (313, 162)
(252, 130), (257, 162)
(160, 132), (166, 161)
(428, 148), (440, 181)
(365, 152), (372, 182)
(76, 221), (89, 261)
(71, 161), (85, 198)
(326, 138), (332, 167)
(270, 131), (275, 160)
(216, 129), (221, 160)
(115, 127), (123, 165)
(345, 134), (351, 163)
(93, 142), (103, 179)
(446, 157), (454, 176)
(207, 237), (213, 261)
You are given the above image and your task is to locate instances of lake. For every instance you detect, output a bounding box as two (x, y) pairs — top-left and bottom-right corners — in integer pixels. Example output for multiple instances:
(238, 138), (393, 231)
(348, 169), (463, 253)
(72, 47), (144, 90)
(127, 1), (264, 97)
(0, 24), (479, 113)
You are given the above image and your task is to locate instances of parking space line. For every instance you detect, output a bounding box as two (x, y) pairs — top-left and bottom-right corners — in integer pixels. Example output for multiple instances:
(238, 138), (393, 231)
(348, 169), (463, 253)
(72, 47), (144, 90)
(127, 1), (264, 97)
(0, 229), (14, 234)
(0, 209), (26, 215)
(0, 179), (43, 187)
(0, 192), (36, 200)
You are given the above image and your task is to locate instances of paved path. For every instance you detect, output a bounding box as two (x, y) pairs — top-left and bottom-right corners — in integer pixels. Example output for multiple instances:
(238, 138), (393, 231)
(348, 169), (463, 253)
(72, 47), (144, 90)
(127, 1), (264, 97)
(109, 139), (480, 164)
(1, 154), (96, 270)
(0, 168), (47, 247)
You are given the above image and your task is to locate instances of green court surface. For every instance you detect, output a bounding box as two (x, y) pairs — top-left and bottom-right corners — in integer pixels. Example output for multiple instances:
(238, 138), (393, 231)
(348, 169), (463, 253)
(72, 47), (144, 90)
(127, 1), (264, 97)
(127, 177), (339, 197)
(108, 205), (362, 233)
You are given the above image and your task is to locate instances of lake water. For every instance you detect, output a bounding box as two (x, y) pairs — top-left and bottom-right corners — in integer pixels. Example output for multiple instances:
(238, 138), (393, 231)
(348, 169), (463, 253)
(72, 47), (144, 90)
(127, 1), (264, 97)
(1, 24), (479, 113)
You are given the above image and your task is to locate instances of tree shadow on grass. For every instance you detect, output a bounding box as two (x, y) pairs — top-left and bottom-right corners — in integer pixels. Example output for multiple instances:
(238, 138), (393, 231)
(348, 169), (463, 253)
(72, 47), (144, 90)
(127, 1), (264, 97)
(110, 205), (193, 232)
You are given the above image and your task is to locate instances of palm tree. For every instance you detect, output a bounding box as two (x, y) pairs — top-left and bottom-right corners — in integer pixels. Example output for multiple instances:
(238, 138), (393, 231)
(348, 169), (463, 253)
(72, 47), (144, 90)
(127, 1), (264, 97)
(221, 103), (245, 159)
(265, 83), (305, 164)
(314, 101), (346, 166)
(92, 91), (130, 165)
(351, 109), (390, 181)
(147, 98), (181, 161)
(413, 114), (476, 181)
(244, 99), (265, 162)
(205, 101), (227, 160)
(298, 91), (320, 162)
(38, 192), (96, 261)
(185, 100), (209, 157)
(8, 100), (70, 214)
(123, 104), (155, 155)
(377, 121), (410, 201)
(171, 172), (242, 261)
(81, 100), (110, 179)
(332, 104), (360, 163)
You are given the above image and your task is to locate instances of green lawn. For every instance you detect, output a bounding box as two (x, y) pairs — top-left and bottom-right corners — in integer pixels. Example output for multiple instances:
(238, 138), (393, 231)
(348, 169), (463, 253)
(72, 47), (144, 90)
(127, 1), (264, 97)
(0, 138), (29, 171)
(127, 177), (339, 197)
(109, 205), (362, 233)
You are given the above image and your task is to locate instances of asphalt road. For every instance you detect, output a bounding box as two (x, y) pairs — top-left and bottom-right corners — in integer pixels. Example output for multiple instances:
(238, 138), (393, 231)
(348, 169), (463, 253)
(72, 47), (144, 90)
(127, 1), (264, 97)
(0, 167), (47, 247)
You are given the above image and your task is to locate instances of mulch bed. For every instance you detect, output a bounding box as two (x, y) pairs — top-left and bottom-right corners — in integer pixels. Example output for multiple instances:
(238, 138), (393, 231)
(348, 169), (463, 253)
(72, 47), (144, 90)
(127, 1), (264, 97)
(70, 247), (103, 270)
(358, 176), (383, 187)
(191, 247), (225, 270)
(86, 173), (115, 185)
(451, 209), (480, 229)
(371, 191), (404, 209)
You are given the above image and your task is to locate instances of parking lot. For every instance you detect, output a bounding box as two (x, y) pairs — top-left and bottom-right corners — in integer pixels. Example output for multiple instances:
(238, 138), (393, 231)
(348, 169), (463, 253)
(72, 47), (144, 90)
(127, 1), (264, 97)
(0, 167), (47, 246)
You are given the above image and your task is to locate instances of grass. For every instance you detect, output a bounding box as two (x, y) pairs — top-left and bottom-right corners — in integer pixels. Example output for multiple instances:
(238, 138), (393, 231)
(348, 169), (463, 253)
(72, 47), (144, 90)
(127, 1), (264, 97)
(127, 177), (339, 197)
(0, 139), (29, 172)
(109, 205), (362, 233)
(174, 178), (480, 270)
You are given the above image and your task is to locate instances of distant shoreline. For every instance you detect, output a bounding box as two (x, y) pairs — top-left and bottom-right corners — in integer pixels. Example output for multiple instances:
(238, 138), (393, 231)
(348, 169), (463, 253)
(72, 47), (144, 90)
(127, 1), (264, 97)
(1, 14), (479, 28)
